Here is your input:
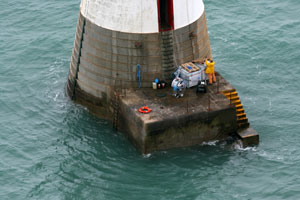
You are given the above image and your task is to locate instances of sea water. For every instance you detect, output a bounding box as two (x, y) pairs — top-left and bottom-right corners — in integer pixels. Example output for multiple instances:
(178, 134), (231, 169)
(1, 0), (300, 199)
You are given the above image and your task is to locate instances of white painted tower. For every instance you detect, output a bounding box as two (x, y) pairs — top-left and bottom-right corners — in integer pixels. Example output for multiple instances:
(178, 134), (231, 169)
(67, 0), (212, 109)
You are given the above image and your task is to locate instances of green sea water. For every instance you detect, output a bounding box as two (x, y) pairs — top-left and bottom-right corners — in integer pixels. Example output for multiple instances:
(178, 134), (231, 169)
(1, 0), (300, 199)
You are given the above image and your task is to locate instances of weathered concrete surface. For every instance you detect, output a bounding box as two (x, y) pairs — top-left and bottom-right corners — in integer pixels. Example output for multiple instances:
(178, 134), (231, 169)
(66, 72), (259, 153)
(117, 73), (237, 153)
(68, 11), (211, 102)
(237, 128), (259, 147)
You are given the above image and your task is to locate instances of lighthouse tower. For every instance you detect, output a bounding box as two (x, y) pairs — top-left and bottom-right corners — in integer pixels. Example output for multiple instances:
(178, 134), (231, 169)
(66, 0), (259, 153)
(67, 0), (212, 106)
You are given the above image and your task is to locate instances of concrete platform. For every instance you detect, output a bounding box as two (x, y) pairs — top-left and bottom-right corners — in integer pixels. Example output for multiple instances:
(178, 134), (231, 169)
(67, 72), (259, 153)
(115, 73), (257, 153)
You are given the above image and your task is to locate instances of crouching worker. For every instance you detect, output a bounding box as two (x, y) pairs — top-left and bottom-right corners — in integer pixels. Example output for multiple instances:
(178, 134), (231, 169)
(205, 58), (216, 85)
(171, 77), (185, 98)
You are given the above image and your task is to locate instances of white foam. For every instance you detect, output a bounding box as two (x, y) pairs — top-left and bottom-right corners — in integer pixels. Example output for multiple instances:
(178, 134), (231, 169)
(201, 140), (219, 146)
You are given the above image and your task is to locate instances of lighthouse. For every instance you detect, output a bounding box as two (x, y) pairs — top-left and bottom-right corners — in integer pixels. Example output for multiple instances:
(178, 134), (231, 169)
(66, 0), (259, 153)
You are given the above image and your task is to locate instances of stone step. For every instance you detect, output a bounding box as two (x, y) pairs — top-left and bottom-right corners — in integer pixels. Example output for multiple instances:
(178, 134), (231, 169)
(162, 44), (173, 48)
(232, 99), (241, 105)
(228, 91), (237, 95)
(229, 96), (240, 101)
(162, 40), (173, 44)
(162, 61), (174, 65)
(237, 113), (246, 119)
(161, 47), (173, 51)
(222, 89), (236, 94)
(161, 45), (173, 50)
(162, 62), (175, 67)
(238, 122), (250, 129)
(162, 62), (174, 66)
(161, 51), (174, 56)
(162, 54), (174, 58)
(162, 37), (173, 42)
(161, 35), (173, 40)
(237, 128), (259, 147)
(162, 58), (174, 62)
(224, 91), (238, 98)
(236, 108), (245, 114)
(235, 104), (243, 110)
(162, 53), (174, 58)
(237, 117), (248, 124)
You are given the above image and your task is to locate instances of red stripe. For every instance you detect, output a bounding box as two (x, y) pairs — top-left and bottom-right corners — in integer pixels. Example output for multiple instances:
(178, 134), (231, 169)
(157, 0), (161, 32)
(157, 0), (174, 32)
(168, 0), (174, 31)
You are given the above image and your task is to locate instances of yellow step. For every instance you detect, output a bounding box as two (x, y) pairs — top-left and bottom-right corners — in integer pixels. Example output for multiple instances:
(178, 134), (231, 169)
(232, 99), (241, 105)
(229, 96), (240, 101)
(235, 104), (243, 109)
(222, 89), (236, 95)
(225, 94), (238, 99)
(238, 117), (248, 123)
(236, 108), (245, 114)
(237, 113), (246, 118)
(224, 91), (237, 97)
(238, 122), (250, 129)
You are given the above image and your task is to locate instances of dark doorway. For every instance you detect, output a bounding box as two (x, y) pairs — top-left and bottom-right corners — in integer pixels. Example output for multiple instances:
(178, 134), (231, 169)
(157, 0), (174, 32)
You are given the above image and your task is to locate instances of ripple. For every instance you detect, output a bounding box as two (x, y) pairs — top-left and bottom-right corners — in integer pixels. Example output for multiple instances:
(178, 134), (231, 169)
(1, 0), (300, 199)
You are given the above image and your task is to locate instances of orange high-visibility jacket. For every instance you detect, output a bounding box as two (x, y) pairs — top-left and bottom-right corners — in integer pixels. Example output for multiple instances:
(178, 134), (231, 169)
(205, 60), (215, 74)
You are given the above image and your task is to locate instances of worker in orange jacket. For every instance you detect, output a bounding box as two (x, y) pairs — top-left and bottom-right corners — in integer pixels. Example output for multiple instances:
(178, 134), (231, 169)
(205, 58), (216, 85)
